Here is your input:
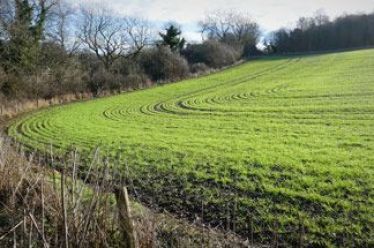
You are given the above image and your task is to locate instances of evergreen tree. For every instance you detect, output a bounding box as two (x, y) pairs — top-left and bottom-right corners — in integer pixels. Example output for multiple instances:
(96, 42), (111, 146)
(159, 24), (186, 52)
(4, 0), (50, 71)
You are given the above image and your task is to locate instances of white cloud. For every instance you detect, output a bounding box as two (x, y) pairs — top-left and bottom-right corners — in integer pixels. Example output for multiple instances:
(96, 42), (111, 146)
(67, 0), (374, 42)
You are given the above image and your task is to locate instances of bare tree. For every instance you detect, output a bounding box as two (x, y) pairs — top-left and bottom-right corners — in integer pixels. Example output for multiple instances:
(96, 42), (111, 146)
(79, 7), (151, 70)
(124, 16), (153, 56)
(47, 0), (80, 54)
(42, 1), (83, 101)
(230, 13), (260, 46)
(199, 10), (260, 54)
(0, 0), (13, 39)
(313, 9), (330, 27)
(199, 10), (232, 41)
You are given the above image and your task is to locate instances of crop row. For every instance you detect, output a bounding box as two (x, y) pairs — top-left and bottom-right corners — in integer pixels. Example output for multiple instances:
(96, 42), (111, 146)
(8, 49), (374, 246)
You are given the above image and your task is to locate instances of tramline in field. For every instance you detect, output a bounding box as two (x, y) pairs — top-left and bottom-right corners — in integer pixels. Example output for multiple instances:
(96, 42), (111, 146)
(8, 49), (374, 246)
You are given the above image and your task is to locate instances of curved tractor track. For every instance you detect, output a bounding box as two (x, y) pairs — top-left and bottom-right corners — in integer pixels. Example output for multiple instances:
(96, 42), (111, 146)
(8, 50), (374, 246)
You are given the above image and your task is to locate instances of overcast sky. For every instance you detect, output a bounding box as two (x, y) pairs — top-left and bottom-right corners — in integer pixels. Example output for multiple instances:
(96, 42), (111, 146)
(70, 0), (374, 42)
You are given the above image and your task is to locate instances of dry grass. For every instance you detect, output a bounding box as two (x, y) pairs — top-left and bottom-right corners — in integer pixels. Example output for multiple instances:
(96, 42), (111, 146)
(0, 93), (94, 122)
(0, 137), (249, 248)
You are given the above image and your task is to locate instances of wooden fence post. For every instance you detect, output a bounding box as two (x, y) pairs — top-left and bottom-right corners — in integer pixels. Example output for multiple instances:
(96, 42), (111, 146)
(115, 186), (137, 248)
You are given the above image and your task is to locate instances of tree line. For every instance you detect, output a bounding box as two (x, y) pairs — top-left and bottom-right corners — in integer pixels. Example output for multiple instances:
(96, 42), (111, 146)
(0, 1), (260, 106)
(269, 11), (374, 53)
(0, 1), (373, 107)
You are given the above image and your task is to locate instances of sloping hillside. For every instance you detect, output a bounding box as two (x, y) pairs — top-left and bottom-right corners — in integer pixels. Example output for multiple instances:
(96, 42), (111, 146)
(8, 49), (374, 246)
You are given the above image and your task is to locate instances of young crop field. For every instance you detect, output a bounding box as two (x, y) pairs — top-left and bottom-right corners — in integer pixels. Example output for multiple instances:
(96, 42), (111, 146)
(8, 49), (374, 246)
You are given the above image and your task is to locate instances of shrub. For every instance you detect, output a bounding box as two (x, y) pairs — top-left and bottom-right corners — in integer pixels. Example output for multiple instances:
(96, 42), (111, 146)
(59, 64), (87, 97)
(182, 40), (240, 68)
(0, 72), (29, 100)
(123, 73), (151, 90)
(190, 62), (210, 74)
(85, 66), (115, 96)
(112, 58), (152, 90)
(140, 46), (190, 82)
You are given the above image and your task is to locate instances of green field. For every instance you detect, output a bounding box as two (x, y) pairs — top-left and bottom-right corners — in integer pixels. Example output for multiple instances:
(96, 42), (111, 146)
(8, 49), (374, 246)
